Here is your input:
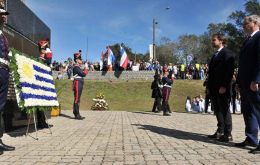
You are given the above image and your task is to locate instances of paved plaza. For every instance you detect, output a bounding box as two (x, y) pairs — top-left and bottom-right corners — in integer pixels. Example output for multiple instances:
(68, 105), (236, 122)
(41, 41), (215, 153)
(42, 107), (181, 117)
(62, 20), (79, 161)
(1, 110), (260, 165)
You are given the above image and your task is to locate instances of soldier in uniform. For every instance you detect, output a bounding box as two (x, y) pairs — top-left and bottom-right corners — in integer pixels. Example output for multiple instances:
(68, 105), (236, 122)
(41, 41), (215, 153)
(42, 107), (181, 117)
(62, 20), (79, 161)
(72, 51), (88, 120)
(161, 68), (174, 116)
(36, 39), (53, 129)
(38, 38), (52, 66)
(0, 4), (15, 154)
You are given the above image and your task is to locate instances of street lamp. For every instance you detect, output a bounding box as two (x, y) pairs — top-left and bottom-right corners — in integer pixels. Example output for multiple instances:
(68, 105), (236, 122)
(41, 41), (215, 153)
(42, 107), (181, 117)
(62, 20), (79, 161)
(152, 18), (158, 61)
(152, 7), (169, 61)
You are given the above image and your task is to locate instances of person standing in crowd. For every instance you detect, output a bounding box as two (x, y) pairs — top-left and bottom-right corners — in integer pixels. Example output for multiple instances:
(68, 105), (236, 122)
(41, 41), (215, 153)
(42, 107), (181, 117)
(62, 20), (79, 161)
(207, 34), (235, 142)
(72, 51), (88, 120)
(37, 39), (53, 129)
(151, 71), (163, 113)
(236, 15), (260, 153)
(161, 68), (173, 116)
(0, 4), (15, 154)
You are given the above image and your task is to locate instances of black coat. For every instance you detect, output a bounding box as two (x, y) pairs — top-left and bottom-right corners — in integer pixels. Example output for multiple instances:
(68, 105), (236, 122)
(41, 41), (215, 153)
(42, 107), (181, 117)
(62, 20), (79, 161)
(151, 79), (162, 98)
(207, 47), (235, 96)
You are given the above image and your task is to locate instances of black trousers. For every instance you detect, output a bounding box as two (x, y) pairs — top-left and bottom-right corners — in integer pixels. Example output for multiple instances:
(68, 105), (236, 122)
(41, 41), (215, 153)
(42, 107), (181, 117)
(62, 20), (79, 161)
(204, 93), (210, 113)
(73, 80), (84, 117)
(152, 97), (162, 112)
(0, 112), (3, 138)
(0, 68), (9, 138)
(36, 110), (47, 126)
(211, 93), (232, 135)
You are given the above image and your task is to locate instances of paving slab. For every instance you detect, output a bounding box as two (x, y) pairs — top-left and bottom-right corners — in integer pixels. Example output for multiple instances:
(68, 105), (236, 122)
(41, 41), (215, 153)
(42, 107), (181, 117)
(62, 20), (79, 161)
(1, 111), (259, 165)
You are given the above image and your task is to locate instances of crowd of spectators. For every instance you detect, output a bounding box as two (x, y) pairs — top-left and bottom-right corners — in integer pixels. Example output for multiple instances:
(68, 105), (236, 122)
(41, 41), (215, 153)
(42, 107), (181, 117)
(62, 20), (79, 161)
(51, 59), (208, 81)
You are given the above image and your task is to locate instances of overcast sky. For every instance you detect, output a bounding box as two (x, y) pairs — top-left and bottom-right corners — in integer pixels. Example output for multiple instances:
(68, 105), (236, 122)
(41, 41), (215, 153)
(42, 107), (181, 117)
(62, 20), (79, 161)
(26, 0), (245, 62)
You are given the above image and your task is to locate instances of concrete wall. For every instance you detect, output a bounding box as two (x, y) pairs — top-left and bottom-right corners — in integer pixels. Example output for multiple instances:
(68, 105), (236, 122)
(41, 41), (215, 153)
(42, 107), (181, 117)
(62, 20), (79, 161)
(53, 71), (156, 81)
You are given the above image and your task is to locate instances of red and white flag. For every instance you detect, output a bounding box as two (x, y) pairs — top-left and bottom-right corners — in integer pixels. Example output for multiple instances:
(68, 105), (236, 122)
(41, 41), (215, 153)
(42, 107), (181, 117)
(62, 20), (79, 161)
(119, 46), (128, 69)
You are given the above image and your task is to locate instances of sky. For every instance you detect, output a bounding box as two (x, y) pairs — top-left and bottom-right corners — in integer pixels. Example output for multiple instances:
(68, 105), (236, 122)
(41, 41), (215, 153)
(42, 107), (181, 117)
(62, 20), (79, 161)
(25, 0), (245, 62)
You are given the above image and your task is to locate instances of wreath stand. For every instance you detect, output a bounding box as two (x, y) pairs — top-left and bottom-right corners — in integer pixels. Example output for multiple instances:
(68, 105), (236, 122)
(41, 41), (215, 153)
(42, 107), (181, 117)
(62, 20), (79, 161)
(26, 110), (52, 140)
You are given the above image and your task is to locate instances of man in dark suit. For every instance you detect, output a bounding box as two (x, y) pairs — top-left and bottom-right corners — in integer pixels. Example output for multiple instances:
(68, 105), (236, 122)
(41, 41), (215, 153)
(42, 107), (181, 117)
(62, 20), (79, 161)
(207, 34), (235, 142)
(236, 15), (260, 154)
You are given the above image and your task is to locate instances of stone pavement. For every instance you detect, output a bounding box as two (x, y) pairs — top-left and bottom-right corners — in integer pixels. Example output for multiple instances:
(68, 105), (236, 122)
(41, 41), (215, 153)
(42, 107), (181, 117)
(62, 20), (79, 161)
(1, 110), (260, 165)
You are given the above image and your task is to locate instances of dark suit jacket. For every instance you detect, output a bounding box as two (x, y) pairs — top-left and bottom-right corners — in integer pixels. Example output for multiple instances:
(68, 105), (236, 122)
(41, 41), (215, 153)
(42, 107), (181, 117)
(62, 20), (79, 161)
(207, 47), (235, 96)
(237, 31), (260, 90)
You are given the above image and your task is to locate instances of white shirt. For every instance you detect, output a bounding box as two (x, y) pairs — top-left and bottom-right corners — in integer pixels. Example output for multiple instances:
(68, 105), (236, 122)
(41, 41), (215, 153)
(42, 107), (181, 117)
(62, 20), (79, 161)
(251, 30), (259, 37)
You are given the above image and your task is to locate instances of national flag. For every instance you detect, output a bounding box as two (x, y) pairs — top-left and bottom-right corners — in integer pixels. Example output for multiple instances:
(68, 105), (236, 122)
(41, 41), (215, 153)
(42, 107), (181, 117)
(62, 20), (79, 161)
(120, 46), (129, 69)
(15, 54), (59, 107)
(107, 47), (115, 66)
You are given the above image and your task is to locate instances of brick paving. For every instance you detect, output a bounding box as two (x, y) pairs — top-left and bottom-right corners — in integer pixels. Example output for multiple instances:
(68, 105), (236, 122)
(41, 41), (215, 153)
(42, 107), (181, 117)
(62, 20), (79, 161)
(1, 111), (260, 165)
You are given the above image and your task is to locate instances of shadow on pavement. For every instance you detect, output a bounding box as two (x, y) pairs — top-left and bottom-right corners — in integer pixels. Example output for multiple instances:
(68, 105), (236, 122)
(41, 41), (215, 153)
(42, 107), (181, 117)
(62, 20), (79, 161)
(132, 124), (244, 149)
(6, 124), (50, 138)
(59, 113), (75, 119)
(132, 111), (162, 116)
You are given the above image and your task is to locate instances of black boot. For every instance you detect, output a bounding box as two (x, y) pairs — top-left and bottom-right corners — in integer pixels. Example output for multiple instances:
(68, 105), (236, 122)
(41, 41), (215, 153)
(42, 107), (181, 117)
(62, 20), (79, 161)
(0, 139), (15, 151)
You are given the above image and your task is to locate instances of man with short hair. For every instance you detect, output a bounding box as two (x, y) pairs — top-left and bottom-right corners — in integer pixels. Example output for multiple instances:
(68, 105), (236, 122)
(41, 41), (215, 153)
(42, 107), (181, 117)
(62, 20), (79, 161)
(207, 34), (235, 142)
(0, 4), (15, 154)
(236, 15), (260, 153)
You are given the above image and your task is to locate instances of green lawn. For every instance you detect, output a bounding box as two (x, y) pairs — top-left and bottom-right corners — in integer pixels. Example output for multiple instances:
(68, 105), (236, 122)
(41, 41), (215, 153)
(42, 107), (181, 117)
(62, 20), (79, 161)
(55, 79), (205, 112)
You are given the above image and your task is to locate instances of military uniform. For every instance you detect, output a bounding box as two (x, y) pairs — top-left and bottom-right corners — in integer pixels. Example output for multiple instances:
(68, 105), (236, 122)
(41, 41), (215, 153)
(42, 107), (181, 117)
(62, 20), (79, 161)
(72, 52), (88, 119)
(0, 5), (15, 153)
(36, 39), (53, 128)
(162, 69), (173, 116)
(38, 39), (52, 66)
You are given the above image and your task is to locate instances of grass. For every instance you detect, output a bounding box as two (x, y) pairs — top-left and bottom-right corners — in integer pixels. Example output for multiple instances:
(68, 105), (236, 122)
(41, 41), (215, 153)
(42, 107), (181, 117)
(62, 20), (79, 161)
(55, 79), (205, 112)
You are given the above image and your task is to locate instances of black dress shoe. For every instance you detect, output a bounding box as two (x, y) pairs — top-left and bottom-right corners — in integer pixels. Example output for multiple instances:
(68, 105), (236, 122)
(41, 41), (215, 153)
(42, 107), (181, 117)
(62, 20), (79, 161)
(75, 116), (85, 120)
(249, 145), (260, 154)
(0, 150), (3, 155)
(208, 132), (224, 139)
(235, 140), (258, 147)
(163, 113), (171, 116)
(0, 140), (15, 151)
(218, 135), (233, 142)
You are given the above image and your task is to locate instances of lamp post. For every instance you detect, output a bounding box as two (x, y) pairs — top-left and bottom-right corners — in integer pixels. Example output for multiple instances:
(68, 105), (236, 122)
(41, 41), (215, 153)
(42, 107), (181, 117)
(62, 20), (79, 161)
(152, 18), (158, 61)
(152, 7), (170, 61)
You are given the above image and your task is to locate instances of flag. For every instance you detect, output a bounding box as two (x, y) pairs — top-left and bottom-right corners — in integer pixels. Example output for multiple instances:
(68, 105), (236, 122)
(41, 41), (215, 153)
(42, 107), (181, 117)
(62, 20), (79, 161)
(120, 46), (129, 69)
(107, 47), (115, 66)
(15, 54), (59, 107)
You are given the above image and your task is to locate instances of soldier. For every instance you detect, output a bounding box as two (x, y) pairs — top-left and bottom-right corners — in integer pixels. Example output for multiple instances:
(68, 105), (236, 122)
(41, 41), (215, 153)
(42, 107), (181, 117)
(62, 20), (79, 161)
(38, 38), (52, 66)
(36, 39), (53, 129)
(161, 68), (174, 116)
(0, 4), (15, 154)
(72, 51), (88, 119)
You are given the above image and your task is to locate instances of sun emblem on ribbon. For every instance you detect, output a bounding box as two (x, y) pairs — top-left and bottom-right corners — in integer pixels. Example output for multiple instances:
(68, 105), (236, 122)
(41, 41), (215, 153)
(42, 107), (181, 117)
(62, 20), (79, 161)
(22, 63), (33, 79)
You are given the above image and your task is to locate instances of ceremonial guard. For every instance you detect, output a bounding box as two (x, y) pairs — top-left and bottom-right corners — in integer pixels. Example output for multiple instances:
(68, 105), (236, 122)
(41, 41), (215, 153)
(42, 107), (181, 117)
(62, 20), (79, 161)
(38, 38), (52, 66)
(72, 51), (88, 119)
(0, 4), (15, 154)
(162, 68), (174, 116)
(36, 39), (53, 128)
